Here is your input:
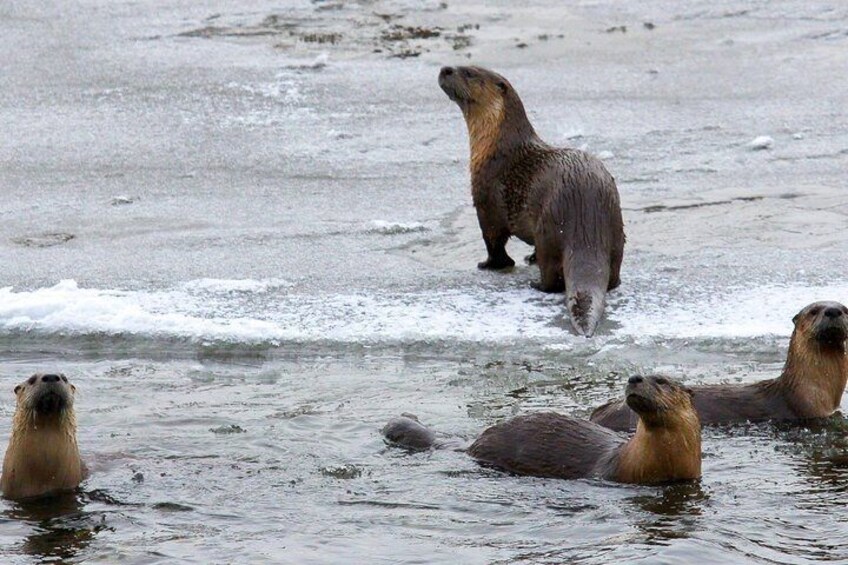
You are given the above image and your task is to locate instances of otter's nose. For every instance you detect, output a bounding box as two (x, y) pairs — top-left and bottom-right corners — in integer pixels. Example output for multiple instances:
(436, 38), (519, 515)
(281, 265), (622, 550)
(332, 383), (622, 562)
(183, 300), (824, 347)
(628, 376), (643, 385)
(440, 66), (454, 78)
(824, 307), (843, 319)
(41, 374), (61, 383)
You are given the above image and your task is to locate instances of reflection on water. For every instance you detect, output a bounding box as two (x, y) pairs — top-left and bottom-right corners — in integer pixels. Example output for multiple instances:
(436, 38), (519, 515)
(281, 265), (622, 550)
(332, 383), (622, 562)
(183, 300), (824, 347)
(779, 416), (848, 498)
(630, 481), (708, 518)
(2, 491), (109, 563)
(628, 481), (709, 543)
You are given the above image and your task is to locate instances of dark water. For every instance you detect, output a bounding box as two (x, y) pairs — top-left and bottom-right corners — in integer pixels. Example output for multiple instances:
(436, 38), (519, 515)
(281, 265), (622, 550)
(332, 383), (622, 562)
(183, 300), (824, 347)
(2, 342), (848, 563)
(2, 0), (848, 562)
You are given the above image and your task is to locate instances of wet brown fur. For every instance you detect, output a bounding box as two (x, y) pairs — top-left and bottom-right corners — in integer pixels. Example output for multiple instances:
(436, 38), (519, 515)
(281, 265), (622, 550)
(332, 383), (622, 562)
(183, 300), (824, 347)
(462, 79), (505, 176)
(385, 376), (700, 485)
(1, 374), (86, 500)
(613, 380), (701, 483)
(590, 301), (848, 431)
(439, 66), (625, 336)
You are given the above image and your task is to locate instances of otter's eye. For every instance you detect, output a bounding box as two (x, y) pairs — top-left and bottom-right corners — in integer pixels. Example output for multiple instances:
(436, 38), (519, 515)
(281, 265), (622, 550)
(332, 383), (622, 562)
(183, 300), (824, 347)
(61, 375), (68, 383)
(461, 69), (473, 79)
(27, 375), (37, 385)
(496, 81), (507, 92)
(655, 377), (668, 386)
(809, 307), (822, 316)
(13, 385), (21, 394)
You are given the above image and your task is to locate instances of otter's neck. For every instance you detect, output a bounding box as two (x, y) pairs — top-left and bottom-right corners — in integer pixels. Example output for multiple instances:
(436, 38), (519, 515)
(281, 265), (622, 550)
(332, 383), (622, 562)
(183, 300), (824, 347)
(11, 412), (80, 461)
(778, 336), (848, 417)
(463, 95), (538, 178)
(613, 418), (701, 484)
(3, 411), (82, 491)
(13, 409), (77, 436)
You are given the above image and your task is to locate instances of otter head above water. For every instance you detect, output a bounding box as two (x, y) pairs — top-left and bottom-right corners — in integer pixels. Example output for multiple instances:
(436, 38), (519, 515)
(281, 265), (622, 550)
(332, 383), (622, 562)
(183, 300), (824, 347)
(15, 373), (75, 420)
(792, 301), (848, 352)
(613, 374), (701, 483)
(3, 373), (85, 500)
(625, 375), (696, 430)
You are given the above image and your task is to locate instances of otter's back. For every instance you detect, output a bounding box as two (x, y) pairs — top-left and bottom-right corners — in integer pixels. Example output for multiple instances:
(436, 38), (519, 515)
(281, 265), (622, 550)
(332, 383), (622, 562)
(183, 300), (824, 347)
(468, 412), (625, 479)
(589, 399), (639, 432)
(693, 382), (793, 424)
(536, 150), (623, 251)
(591, 381), (793, 431)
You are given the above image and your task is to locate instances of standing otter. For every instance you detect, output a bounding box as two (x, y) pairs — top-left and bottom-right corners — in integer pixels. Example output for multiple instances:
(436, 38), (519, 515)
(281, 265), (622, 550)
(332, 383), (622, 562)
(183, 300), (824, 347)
(383, 375), (700, 484)
(1, 373), (86, 500)
(591, 301), (848, 431)
(439, 65), (625, 336)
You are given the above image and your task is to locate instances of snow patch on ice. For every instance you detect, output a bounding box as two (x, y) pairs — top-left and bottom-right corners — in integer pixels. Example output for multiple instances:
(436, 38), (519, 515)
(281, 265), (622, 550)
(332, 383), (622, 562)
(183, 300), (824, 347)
(180, 278), (292, 294)
(0, 280), (845, 345)
(559, 128), (585, 140)
(611, 283), (848, 338)
(0, 280), (561, 344)
(368, 220), (429, 235)
(226, 75), (302, 104)
(747, 135), (774, 150)
(0, 280), (278, 342)
(307, 53), (329, 69)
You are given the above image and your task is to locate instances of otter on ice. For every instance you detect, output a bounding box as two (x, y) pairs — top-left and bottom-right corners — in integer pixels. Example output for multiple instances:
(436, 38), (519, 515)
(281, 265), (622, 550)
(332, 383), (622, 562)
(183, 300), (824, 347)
(439, 65), (625, 336)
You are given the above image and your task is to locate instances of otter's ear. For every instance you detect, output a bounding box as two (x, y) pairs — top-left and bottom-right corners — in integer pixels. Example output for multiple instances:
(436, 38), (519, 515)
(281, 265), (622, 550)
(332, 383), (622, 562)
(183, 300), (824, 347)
(13, 385), (21, 395)
(70, 384), (76, 394)
(496, 81), (508, 93)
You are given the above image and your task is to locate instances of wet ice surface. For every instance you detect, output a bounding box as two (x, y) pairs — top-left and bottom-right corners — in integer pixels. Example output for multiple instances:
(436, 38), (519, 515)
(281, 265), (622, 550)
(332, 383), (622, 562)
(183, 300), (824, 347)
(2, 0), (848, 563)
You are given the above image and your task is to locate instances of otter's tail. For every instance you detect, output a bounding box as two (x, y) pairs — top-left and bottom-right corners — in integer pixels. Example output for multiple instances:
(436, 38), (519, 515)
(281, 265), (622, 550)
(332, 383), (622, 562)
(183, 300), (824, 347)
(382, 413), (439, 450)
(564, 255), (609, 337)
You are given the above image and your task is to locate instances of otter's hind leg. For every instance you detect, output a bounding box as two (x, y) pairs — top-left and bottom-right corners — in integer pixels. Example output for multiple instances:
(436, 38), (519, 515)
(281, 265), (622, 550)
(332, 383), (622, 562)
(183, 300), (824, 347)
(608, 241), (623, 291)
(531, 247), (564, 293)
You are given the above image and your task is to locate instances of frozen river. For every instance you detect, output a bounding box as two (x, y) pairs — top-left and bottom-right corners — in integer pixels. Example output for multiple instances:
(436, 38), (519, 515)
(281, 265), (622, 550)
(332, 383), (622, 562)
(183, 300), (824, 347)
(1, 0), (847, 562)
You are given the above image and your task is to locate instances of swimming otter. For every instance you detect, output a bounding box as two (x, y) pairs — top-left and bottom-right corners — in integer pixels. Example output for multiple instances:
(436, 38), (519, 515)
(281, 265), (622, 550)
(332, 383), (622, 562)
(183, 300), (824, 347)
(383, 375), (700, 484)
(439, 65), (625, 336)
(382, 413), (465, 451)
(591, 301), (848, 431)
(1, 373), (86, 500)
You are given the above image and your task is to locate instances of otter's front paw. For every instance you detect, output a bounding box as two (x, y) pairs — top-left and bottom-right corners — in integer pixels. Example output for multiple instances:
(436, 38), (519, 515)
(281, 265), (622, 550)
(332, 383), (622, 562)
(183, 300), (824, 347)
(524, 252), (537, 265)
(477, 256), (515, 270)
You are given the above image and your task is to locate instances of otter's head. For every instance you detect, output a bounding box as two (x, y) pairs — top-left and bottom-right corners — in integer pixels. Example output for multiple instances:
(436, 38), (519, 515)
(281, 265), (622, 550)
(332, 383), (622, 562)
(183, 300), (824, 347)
(438, 66), (515, 110)
(791, 301), (848, 352)
(625, 375), (696, 429)
(438, 66), (535, 174)
(14, 374), (75, 421)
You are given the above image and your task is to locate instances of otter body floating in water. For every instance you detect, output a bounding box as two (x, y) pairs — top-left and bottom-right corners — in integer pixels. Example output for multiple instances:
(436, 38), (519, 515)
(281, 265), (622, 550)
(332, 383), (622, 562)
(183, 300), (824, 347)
(1, 373), (87, 500)
(438, 65), (625, 336)
(383, 376), (700, 484)
(591, 301), (848, 431)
